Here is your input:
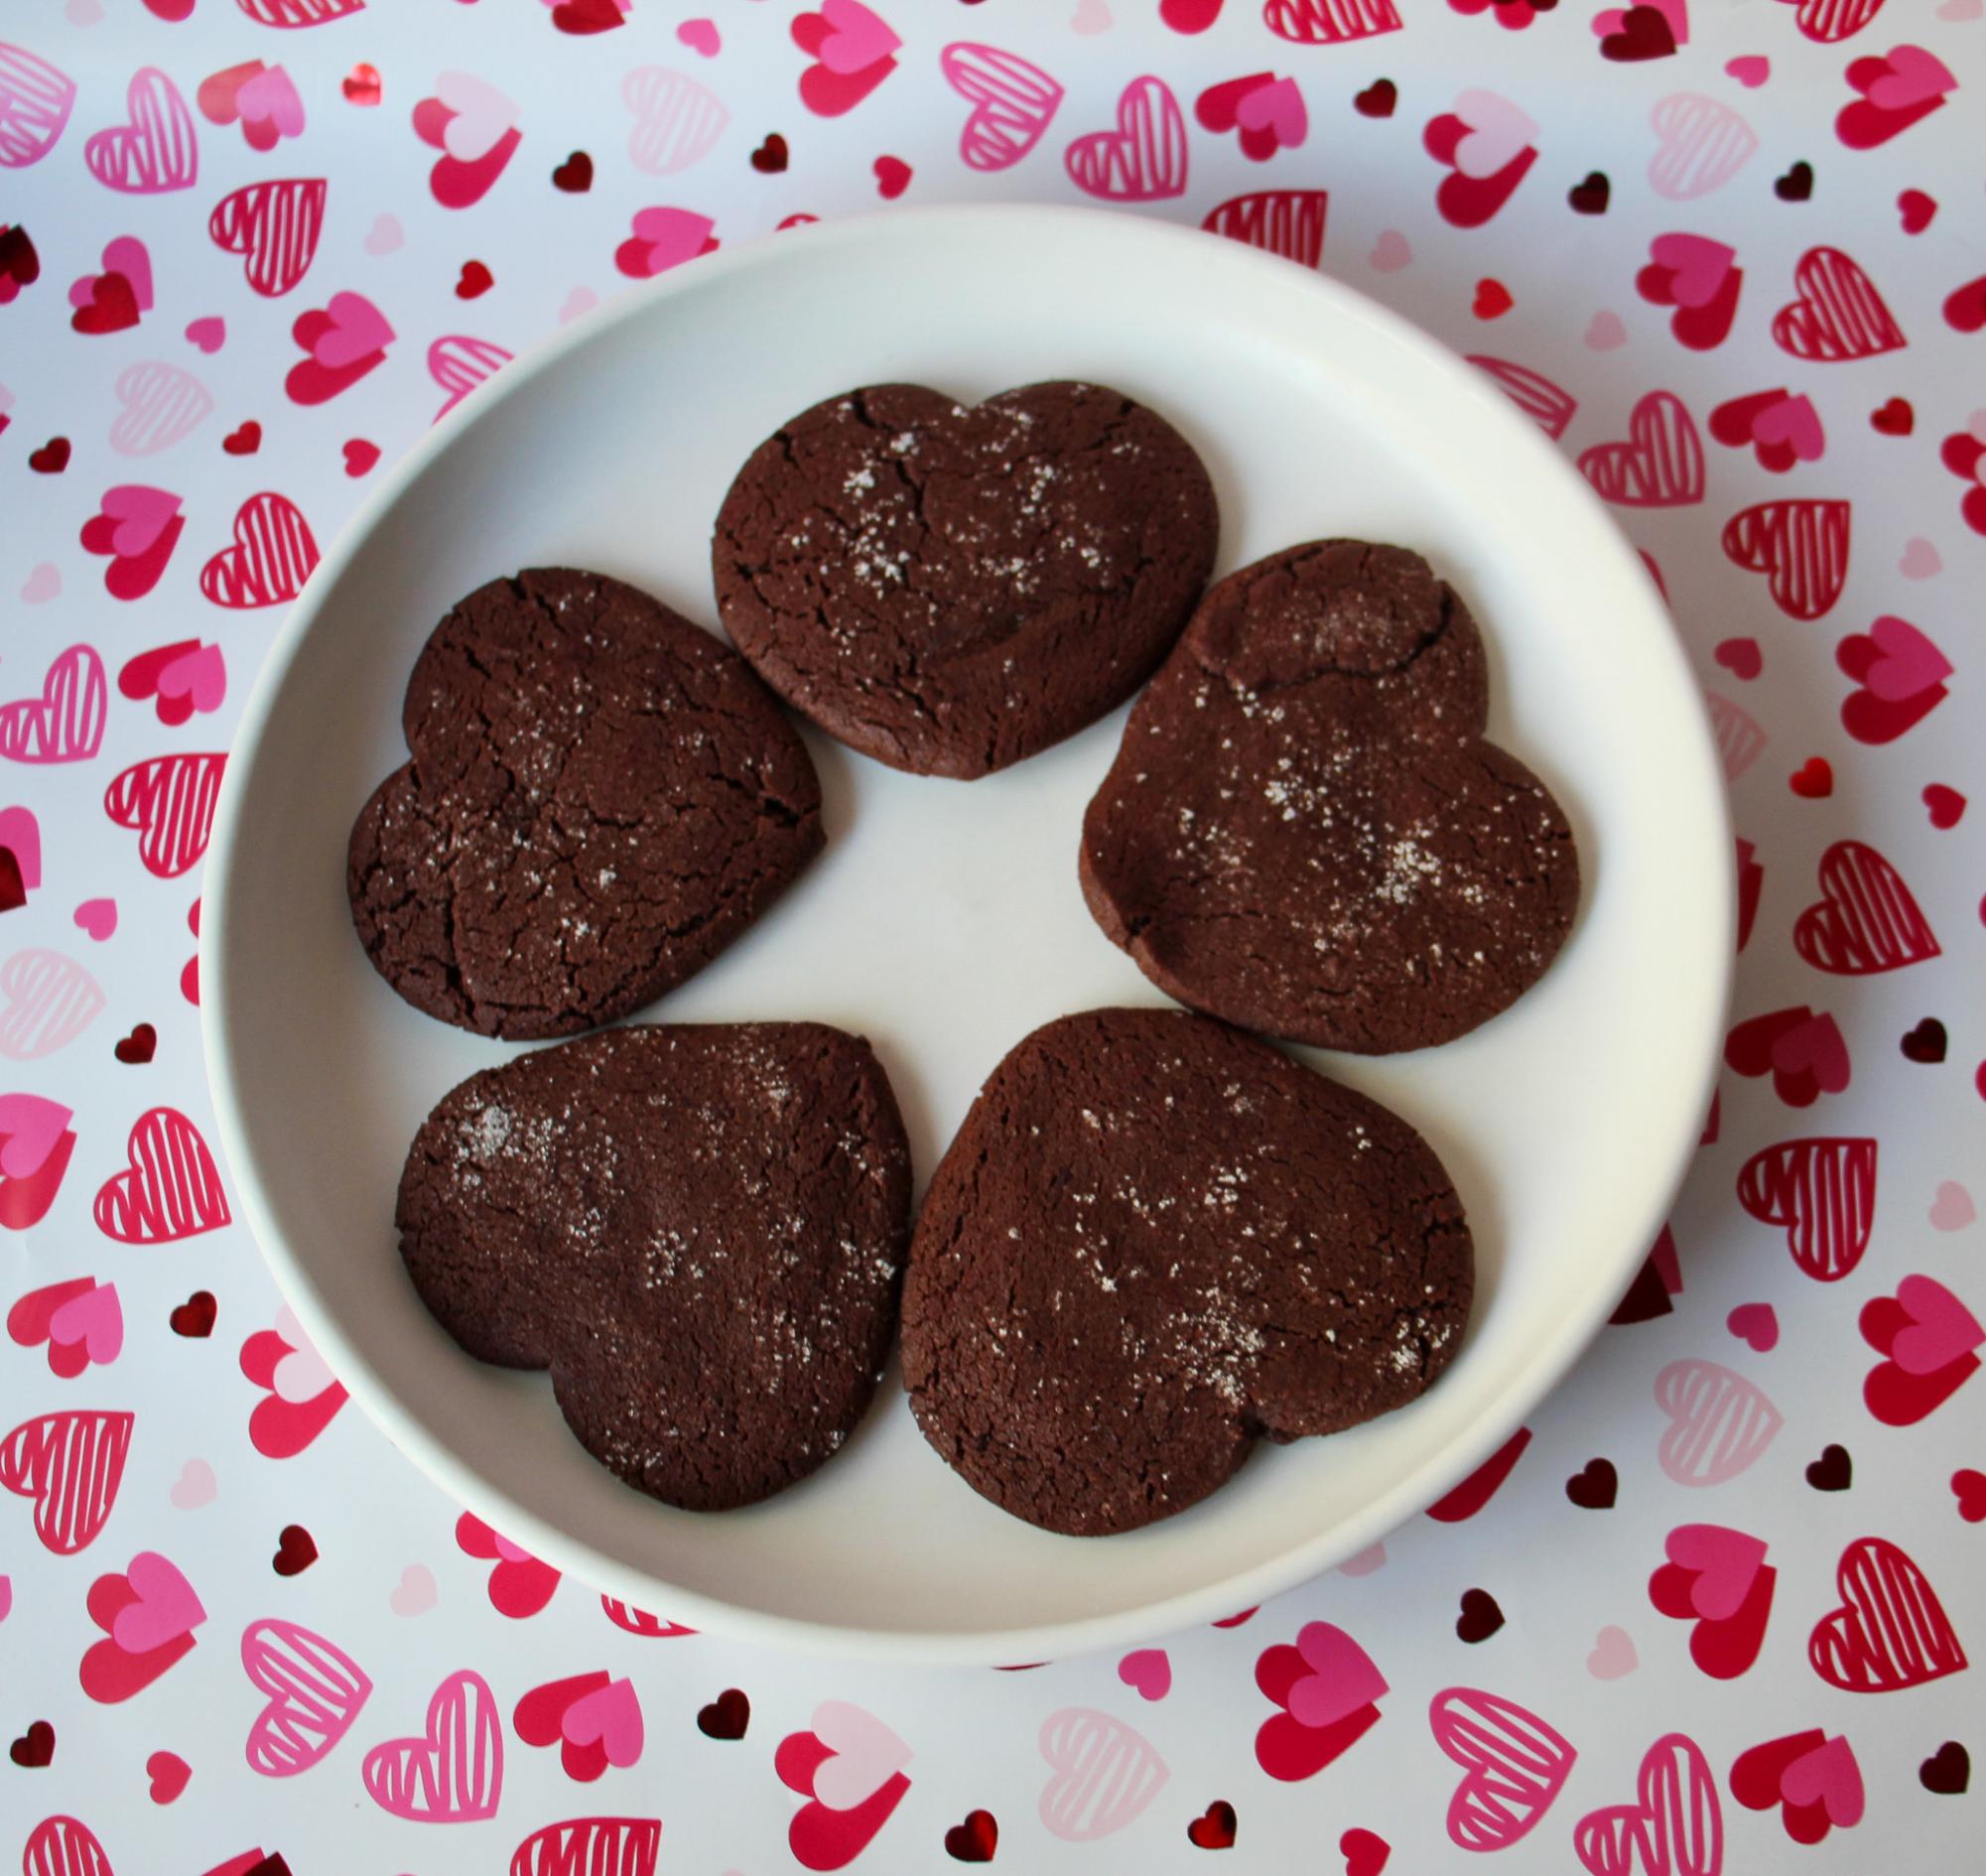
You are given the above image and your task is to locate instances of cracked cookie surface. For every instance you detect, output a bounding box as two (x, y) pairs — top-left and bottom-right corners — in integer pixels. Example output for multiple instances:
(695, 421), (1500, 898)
(900, 1007), (1472, 1536)
(711, 381), (1218, 779)
(347, 567), (822, 1039)
(397, 1022), (912, 1512)
(1080, 541), (1580, 1054)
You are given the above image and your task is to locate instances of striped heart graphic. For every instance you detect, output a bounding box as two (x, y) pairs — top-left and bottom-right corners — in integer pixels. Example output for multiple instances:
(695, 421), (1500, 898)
(1038, 1707), (1169, 1842)
(1703, 690), (1767, 782)
(241, 1617), (372, 1776)
(1809, 1537), (1965, 1691)
(93, 1106), (231, 1244)
(199, 491), (319, 606)
(0, 42), (77, 170)
(109, 360), (213, 456)
(21, 1816), (113, 1876)
(1469, 355), (1577, 441)
(430, 333), (513, 420)
(1648, 91), (1758, 200)
(1429, 1687), (1577, 1851)
(942, 44), (1063, 173)
(0, 1407), (134, 1552)
(1204, 189), (1329, 268)
(1772, 246), (1905, 361)
(102, 751), (226, 877)
(237, 0), (368, 22)
(1792, 841), (1937, 974)
(1578, 392), (1705, 505)
(362, 1669), (505, 1820)
(1065, 75), (1188, 201)
(0, 948), (106, 1060)
(1721, 498), (1850, 619)
(1784, 0), (1888, 41)
(1, 644), (107, 764)
(1738, 1137), (1876, 1281)
(510, 1817), (661, 1876)
(1655, 1359), (1782, 1485)
(1573, 1733), (1722, 1876)
(208, 177), (327, 297)
(1263, 0), (1401, 44)
(621, 66), (728, 175)
(84, 67), (198, 193)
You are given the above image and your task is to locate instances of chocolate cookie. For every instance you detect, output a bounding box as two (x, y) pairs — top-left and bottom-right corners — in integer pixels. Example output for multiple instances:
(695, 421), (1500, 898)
(712, 381), (1219, 778)
(900, 1008), (1472, 1535)
(397, 1023), (912, 1512)
(1080, 541), (1579, 1053)
(348, 568), (822, 1040)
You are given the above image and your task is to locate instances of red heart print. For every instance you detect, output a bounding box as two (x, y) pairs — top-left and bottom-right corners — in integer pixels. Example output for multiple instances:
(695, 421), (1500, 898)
(1939, 428), (1986, 535)
(119, 637), (216, 721)
(1793, 841), (1937, 971)
(170, 1289), (216, 1336)
(1898, 185), (1935, 230)
(147, 1748), (191, 1802)
(1726, 1006), (1849, 1106)
(0, 45), (76, 170)
(342, 63), (382, 106)
(103, 753), (225, 878)
(697, 1687), (750, 1737)
(1263, 0), (1402, 44)
(271, 1524), (316, 1575)
(776, 1700), (913, 1869)
(1467, 356), (1576, 440)
(1427, 1687), (1576, 1849)
(1, 1408), (133, 1553)
(342, 438), (380, 476)
(361, 1669), (504, 1820)
(1952, 1471), (1986, 1523)
(1789, 755), (1833, 799)
(1577, 392), (1704, 506)
(1773, 246), (1906, 360)
(552, 0), (629, 32)
(1922, 783), (1965, 829)
(1731, 1729), (1861, 1843)
(1573, 1733), (1721, 1876)
(510, 1818), (661, 1876)
(1255, 1622), (1387, 1781)
(1339, 1827), (1390, 1876)
(197, 61), (304, 152)
(1597, 3), (1681, 62)
(871, 155), (911, 198)
(1870, 395), (1913, 434)
(456, 259), (493, 298)
(599, 1595), (695, 1637)
(1472, 278), (1514, 319)
(199, 491), (320, 608)
(1734, 838), (1763, 951)
(239, 1309), (348, 1459)
(457, 1512), (561, 1616)
(1066, 75), (1189, 201)
(1782, 0), (1889, 42)
(1, 644), (108, 763)
(1423, 94), (1537, 226)
(1737, 1137), (1875, 1280)
(552, 149), (593, 191)
(1837, 44), (1955, 148)
(1425, 1426), (1531, 1521)
(208, 179), (327, 299)
(412, 73), (522, 208)
(1713, 637), (1761, 681)
(22, 1818), (114, 1876)
(1721, 499), (1850, 619)
(241, 1617), (372, 1776)
(1943, 275), (1986, 334)
(79, 485), (185, 600)
(1186, 1801), (1238, 1849)
(1161, 0), (1224, 28)
(1203, 190), (1330, 268)
(1708, 389), (1823, 471)
(1861, 1275), (1982, 1425)
(1836, 617), (1949, 742)
(80, 1549), (205, 1702)
(285, 292), (392, 404)
(1637, 233), (1743, 348)
(1649, 1524), (1777, 1677)
(84, 67), (199, 194)
(791, 1), (901, 117)
(8, 1275), (121, 1376)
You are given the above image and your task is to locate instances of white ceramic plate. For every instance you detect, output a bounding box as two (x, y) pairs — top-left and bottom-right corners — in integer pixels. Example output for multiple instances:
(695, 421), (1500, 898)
(204, 205), (1730, 1664)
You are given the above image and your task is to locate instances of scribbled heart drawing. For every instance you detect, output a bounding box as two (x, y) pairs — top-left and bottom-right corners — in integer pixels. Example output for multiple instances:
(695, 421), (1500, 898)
(1037, 1708), (1167, 1842)
(362, 1669), (504, 1819)
(1808, 1536), (1966, 1689)
(621, 66), (728, 174)
(599, 1595), (693, 1638)
(1792, 841), (1937, 973)
(1255, 1622), (1388, 1781)
(1773, 246), (1905, 360)
(1782, 0), (1887, 42)
(1702, 691), (1766, 782)
(1, 645), (107, 764)
(1737, 1137), (1876, 1280)
(1467, 356), (1576, 440)
(1648, 91), (1757, 199)
(777, 1700), (913, 1869)
(1836, 616), (1949, 742)
(1721, 499), (1850, 619)
(1203, 189), (1328, 267)
(21, 1817), (115, 1876)
(942, 44), (1063, 172)
(430, 334), (513, 421)
(0, 43), (77, 170)
(108, 361), (213, 457)
(0, 949), (105, 1059)
(239, 0), (368, 20)
(413, 71), (522, 208)
(208, 178), (327, 297)
(1263, 0), (1400, 42)
(240, 1306), (347, 1458)
(1649, 1524), (1777, 1677)
(1861, 1274), (1982, 1425)
(1574, 1733), (1722, 1875)
(199, 491), (320, 607)
(241, 1617), (372, 1776)
(1428, 1687), (1576, 1849)
(1655, 1359), (1781, 1484)
(80, 1548), (206, 1701)
(93, 1106), (230, 1243)
(103, 752), (225, 877)
(1578, 393), (1705, 505)
(0, 1408), (132, 1552)
(85, 67), (198, 192)
(1066, 75), (1188, 201)
(508, 1817), (662, 1876)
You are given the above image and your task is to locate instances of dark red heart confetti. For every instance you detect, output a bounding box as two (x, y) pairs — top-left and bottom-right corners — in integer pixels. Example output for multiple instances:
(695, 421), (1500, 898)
(114, 1022), (157, 1064)
(552, 151), (594, 193)
(696, 1688), (749, 1739)
(874, 155), (912, 200)
(1568, 171), (1610, 214)
(170, 1290), (217, 1337)
(9, 1720), (55, 1768)
(1188, 1802), (1238, 1850)
(1457, 1588), (1506, 1643)
(222, 420), (262, 455)
(1789, 756), (1833, 799)
(28, 436), (69, 473)
(1870, 397), (1913, 436)
(1902, 1018), (1947, 1064)
(1472, 278), (1514, 319)
(1600, 5), (1677, 60)
(1354, 79), (1396, 118)
(1804, 1443), (1852, 1491)
(751, 133), (789, 174)
(1775, 161), (1813, 202)
(273, 1524), (318, 1575)
(341, 63), (381, 106)
(944, 1809), (998, 1862)
(0, 224), (41, 293)
(0, 848), (29, 914)
(1714, 637), (1762, 680)
(1921, 1742), (1970, 1796)
(1898, 189), (1936, 233)
(552, 0), (625, 33)
(456, 260), (494, 299)
(1565, 1458), (1618, 1509)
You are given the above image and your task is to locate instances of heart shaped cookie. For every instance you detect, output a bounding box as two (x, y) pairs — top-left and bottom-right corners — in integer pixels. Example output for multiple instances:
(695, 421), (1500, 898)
(1081, 541), (1579, 1053)
(348, 569), (822, 1038)
(712, 381), (1217, 778)
(397, 1022), (911, 1511)
(900, 1008), (1471, 1534)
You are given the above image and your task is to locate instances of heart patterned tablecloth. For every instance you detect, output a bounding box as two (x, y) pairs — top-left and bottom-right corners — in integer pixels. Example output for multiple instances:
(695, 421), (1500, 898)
(2, 2), (1982, 1871)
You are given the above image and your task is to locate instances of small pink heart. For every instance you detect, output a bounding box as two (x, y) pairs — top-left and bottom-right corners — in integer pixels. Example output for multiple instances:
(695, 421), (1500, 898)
(1587, 1625), (1638, 1679)
(562, 1675), (643, 1767)
(0, 1093), (70, 1179)
(235, 64), (305, 140)
(169, 1458), (216, 1510)
(558, 287), (597, 324)
(390, 1563), (437, 1615)
(1584, 310), (1629, 349)
(676, 16), (721, 56)
(1664, 1524), (1768, 1620)
(1889, 1273), (1985, 1377)
(0, 1575), (10, 1622)
(21, 563), (62, 603)
(185, 317), (225, 354)
(1781, 1735), (1864, 1825)
(1369, 230), (1411, 273)
(1929, 1181), (1976, 1231)
(49, 1281), (123, 1364)
(1899, 537), (1941, 579)
(112, 1550), (206, 1655)
(74, 898), (118, 941)
(1725, 56), (1769, 88)
(1726, 1302), (1779, 1353)
(1284, 1622), (1388, 1731)
(1338, 1541), (1388, 1576)
(1072, 0), (1113, 32)
(1118, 1648), (1171, 1700)
(1865, 46), (1956, 114)
(1938, 0), (1983, 19)
(156, 643), (226, 713)
(362, 213), (404, 256)
(813, 0), (901, 76)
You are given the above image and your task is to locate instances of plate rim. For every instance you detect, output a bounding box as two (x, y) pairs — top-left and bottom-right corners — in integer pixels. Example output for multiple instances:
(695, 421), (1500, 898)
(202, 201), (1734, 1663)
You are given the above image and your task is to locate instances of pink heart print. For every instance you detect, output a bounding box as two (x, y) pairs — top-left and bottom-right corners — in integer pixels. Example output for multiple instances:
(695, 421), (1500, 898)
(69, 234), (154, 312)
(615, 206), (719, 278)
(1428, 1686), (1578, 1851)
(0, 43), (78, 170)
(940, 44), (1064, 173)
(1574, 1732), (1723, 1876)
(1780, 1735), (1864, 1824)
(48, 1280), (122, 1366)
(301, 290), (393, 369)
(361, 1668), (504, 1820)
(1117, 1648), (1171, 1700)
(240, 1616), (373, 1777)
(0, 1091), (71, 1178)
(1065, 74), (1189, 201)
(812, 0), (901, 74)
(1859, 615), (1951, 702)
(1655, 1359), (1783, 1484)
(113, 1548), (206, 1654)
(95, 482), (179, 557)
(1646, 92), (1758, 201)
(85, 67), (199, 193)
(199, 491), (320, 607)
(811, 1699), (912, 1809)
(0, 947), (106, 1060)
(1234, 75), (1307, 151)
(0, 643), (107, 763)
(1865, 44), (1955, 110)
(1662, 1524), (1767, 1618)
(1285, 1620), (1389, 1729)
(562, 1675), (643, 1768)
(1646, 233), (1735, 309)
(1450, 88), (1536, 177)
(111, 360), (214, 457)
